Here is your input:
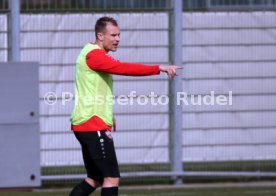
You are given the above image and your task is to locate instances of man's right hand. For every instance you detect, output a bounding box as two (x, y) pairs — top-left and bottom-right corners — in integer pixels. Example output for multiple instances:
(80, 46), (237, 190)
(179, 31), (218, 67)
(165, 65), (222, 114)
(159, 65), (183, 79)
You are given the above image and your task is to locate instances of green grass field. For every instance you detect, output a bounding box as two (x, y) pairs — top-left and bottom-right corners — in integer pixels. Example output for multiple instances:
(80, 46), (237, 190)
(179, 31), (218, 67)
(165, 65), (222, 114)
(1, 185), (276, 196)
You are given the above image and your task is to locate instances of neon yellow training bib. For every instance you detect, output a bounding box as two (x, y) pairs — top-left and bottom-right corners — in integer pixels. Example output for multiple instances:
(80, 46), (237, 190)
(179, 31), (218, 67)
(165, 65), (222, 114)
(70, 44), (113, 126)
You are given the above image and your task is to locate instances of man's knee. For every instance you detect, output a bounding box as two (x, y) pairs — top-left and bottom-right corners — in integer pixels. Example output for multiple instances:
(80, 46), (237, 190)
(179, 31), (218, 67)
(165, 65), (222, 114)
(103, 177), (120, 187)
(85, 177), (102, 188)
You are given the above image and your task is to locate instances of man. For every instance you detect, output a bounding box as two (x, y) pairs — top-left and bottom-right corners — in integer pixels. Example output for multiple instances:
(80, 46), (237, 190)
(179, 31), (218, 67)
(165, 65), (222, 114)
(70, 16), (181, 196)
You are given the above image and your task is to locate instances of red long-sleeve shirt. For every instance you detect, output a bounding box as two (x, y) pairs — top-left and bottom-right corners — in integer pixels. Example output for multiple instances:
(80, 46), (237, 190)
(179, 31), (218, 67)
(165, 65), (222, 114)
(72, 47), (160, 132)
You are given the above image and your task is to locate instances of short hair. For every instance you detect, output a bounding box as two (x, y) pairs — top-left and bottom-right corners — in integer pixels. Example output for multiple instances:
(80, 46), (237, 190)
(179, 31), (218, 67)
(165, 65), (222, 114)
(95, 17), (118, 39)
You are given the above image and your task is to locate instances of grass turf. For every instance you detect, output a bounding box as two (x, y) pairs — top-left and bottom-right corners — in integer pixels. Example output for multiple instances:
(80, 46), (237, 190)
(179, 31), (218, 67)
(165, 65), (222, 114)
(1, 186), (276, 196)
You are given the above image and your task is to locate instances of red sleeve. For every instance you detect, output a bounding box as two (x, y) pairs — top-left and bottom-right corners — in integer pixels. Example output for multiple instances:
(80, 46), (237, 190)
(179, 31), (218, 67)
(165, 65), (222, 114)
(86, 49), (160, 76)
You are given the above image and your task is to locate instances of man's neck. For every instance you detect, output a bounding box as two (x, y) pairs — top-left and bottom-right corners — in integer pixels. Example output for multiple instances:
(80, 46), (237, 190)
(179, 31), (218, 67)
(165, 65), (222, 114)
(94, 40), (108, 53)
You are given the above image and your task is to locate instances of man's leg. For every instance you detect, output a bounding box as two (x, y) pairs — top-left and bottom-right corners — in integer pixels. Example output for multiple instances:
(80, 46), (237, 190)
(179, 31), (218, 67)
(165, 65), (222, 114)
(101, 177), (120, 196)
(95, 131), (120, 196)
(71, 132), (104, 195)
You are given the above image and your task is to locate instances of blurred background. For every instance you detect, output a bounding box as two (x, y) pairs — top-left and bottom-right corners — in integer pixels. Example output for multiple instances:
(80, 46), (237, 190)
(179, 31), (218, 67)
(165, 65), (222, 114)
(0, 0), (276, 191)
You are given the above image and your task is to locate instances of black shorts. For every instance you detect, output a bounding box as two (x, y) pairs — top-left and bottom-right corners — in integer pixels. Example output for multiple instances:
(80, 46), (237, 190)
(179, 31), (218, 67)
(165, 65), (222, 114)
(74, 130), (120, 183)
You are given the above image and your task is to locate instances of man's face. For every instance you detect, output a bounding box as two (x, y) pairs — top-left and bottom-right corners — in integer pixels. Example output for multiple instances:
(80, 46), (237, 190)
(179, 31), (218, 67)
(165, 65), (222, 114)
(100, 23), (120, 52)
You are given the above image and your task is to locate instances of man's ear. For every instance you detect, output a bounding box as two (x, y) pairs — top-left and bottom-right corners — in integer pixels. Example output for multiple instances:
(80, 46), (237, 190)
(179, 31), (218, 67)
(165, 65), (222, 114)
(97, 32), (104, 41)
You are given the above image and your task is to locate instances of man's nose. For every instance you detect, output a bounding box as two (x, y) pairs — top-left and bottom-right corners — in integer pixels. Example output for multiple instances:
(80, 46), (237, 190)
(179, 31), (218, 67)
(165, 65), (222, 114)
(116, 35), (120, 42)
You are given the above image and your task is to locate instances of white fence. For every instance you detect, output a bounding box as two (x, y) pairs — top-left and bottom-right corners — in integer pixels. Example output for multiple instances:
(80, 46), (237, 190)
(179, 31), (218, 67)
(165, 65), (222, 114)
(1, 12), (276, 167)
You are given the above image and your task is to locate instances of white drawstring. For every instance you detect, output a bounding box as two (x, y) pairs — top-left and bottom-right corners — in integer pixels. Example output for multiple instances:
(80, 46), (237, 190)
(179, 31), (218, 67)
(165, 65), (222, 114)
(97, 131), (101, 137)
